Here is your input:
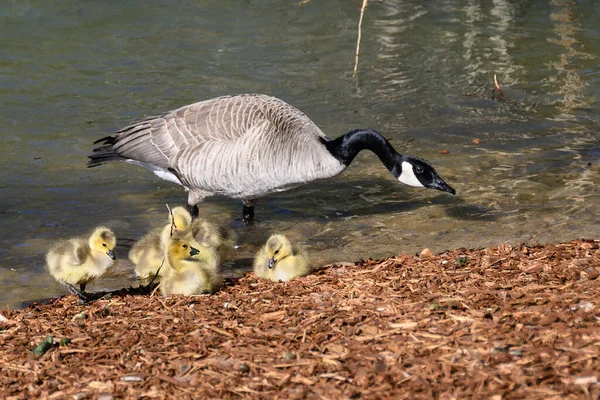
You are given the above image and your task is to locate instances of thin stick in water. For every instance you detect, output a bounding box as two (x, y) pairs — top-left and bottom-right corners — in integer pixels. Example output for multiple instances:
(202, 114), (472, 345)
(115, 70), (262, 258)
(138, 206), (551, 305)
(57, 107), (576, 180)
(353, 0), (369, 78)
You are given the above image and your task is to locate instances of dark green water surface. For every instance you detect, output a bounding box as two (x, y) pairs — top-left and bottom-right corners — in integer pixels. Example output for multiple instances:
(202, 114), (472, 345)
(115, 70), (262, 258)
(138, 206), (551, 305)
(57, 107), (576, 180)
(1, 0), (598, 308)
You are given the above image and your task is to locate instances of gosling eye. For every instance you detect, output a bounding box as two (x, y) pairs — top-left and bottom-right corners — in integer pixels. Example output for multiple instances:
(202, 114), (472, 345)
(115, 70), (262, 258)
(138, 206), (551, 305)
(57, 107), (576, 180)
(102, 243), (107, 247)
(274, 250), (279, 255)
(183, 244), (188, 249)
(415, 165), (424, 174)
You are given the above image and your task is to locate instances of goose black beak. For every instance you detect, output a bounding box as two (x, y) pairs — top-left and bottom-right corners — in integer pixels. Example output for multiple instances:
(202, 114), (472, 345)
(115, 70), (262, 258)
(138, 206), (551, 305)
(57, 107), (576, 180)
(189, 246), (200, 256)
(107, 250), (116, 260)
(428, 176), (456, 195)
(268, 257), (276, 269)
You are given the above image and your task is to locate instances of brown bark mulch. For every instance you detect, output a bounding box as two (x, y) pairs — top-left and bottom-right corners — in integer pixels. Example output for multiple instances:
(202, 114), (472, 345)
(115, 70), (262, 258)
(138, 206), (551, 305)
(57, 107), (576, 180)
(1, 239), (599, 399)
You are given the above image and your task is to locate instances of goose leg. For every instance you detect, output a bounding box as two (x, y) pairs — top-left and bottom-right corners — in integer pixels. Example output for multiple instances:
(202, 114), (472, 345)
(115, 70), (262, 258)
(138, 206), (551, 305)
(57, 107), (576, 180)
(242, 199), (257, 225)
(187, 203), (199, 218)
(242, 205), (254, 225)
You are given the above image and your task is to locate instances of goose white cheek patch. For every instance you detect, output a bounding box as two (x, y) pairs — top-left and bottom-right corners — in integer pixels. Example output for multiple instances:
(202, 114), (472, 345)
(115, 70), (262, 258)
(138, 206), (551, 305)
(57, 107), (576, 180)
(398, 161), (424, 187)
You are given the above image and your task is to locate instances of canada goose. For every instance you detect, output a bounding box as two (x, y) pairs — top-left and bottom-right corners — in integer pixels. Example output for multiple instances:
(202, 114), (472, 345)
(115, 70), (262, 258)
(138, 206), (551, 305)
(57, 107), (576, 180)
(254, 234), (312, 282)
(46, 227), (116, 299)
(130, 206), (194, 283)
(160, 238), (223, 296)
(88, 94), (456, 223)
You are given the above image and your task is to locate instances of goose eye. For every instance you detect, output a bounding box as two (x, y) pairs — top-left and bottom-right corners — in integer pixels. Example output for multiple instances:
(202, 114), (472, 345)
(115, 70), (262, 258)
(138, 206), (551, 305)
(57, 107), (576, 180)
(102, 243), (107, 247)
(183, 244), (188, 249)
(274, 250), (279, 255)
(415, 165), (424, 174)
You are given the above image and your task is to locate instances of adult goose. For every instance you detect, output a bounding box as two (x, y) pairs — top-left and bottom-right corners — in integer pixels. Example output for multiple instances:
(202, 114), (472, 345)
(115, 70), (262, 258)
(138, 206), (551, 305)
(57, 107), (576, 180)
(88, 94), (455, 223)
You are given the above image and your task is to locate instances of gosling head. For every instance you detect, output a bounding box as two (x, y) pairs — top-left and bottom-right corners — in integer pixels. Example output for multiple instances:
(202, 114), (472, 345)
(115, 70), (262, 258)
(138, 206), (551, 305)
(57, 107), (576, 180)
(264, 234), (293, 269)
(169, 206), (193, 231)
(397, 156), (456, 195)
(167, 239), (200, 271)
(89, 227), (117, 260)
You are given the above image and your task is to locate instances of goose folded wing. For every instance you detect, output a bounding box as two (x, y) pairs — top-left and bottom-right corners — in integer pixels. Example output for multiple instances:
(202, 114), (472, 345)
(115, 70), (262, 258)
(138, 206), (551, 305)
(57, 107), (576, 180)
(107, 95), (273, 168)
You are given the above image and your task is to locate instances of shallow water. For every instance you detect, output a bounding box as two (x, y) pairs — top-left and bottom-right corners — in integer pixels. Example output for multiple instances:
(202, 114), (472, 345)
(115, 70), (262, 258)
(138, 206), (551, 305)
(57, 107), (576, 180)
(1, 0), (598, 309)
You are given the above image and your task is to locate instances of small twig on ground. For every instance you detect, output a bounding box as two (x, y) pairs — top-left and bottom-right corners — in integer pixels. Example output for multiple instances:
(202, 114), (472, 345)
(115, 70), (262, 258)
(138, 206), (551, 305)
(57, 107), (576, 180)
(353, 0), (368, 78)
(519, 235), (537, 249)
(147, 259), (165, 287)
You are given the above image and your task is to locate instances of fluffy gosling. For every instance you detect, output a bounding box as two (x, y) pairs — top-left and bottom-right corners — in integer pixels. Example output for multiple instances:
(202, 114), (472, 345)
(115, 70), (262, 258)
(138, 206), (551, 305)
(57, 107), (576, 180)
(160, 237), (223, 296)
(190, 216), (236, 262)
(253, 234), (311, 282)
(130, 206), (194, 283)
(46, 226), (116, 299)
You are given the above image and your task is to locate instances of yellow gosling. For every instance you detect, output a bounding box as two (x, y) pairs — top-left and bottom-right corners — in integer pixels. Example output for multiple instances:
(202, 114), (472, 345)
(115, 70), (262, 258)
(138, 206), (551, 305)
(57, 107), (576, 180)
(130, 206), (194, 283)
(190, 217), (236, 262)
(254, 234), (311, 282)
(46, 226), (117, 297)
(164, 206), (236, 262)
(160, 238), (223, 296)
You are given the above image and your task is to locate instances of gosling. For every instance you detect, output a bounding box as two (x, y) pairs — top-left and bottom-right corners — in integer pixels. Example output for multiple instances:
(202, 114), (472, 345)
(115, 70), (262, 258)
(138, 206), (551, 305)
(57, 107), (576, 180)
(189, 214), (236, 262)
(46, 226), (116, 299)
(160, 237), (223, 296)
(130, 206), (194, 283)
(254, 234), (311, 282)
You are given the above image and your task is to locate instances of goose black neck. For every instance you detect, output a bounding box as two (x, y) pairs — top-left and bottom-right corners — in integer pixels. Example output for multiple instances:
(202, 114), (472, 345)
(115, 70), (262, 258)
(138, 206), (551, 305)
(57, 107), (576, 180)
(322, 129), (401, 173)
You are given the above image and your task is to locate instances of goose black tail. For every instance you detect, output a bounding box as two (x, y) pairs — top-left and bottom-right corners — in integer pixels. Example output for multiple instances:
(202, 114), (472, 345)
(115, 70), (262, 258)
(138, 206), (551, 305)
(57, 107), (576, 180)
(87, 136), (123, 167)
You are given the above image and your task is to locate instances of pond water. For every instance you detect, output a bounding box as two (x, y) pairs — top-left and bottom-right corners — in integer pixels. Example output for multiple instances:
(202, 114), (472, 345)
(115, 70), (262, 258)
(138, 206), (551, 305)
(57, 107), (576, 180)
(1, 0), (598, 309)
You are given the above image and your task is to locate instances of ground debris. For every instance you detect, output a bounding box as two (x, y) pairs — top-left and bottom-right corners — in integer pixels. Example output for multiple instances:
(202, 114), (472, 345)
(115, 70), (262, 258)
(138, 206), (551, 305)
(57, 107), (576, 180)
(1, 239), (599, 398)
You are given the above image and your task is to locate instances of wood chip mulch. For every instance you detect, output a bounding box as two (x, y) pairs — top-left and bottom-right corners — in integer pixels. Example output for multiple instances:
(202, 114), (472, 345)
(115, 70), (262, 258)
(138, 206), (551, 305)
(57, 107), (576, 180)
(1, 239), (599, 399)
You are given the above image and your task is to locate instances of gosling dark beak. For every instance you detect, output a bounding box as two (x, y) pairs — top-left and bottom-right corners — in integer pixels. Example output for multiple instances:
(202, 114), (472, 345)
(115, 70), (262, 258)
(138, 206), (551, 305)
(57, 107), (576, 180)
(189, 246), (200, 256)
(268, 257), (276, 269)
(107, 250), (116, 260)
(428, 176), (456, 195)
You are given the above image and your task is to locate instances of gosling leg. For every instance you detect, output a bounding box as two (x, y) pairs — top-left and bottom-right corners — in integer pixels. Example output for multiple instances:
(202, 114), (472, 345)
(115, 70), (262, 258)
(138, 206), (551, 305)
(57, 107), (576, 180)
(64, 283), (90, 303)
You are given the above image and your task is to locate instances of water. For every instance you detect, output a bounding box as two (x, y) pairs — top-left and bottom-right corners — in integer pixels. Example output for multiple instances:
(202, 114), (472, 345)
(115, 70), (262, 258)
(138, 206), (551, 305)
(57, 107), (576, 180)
(1, 0), (598, 309)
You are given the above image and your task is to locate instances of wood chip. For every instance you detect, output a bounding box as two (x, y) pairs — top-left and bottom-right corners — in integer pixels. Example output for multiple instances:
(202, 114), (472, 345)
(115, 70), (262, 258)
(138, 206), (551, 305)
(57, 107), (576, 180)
(1, 239), (598, 398)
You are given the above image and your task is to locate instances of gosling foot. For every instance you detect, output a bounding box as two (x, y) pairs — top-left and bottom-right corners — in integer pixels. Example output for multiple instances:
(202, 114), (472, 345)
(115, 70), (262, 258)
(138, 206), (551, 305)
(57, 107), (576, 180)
(64, 283), (90, 304)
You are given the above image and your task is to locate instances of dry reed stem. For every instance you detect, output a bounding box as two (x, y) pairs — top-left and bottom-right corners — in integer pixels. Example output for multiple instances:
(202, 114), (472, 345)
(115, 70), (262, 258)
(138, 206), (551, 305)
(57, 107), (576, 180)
(353, 0), (369, 78)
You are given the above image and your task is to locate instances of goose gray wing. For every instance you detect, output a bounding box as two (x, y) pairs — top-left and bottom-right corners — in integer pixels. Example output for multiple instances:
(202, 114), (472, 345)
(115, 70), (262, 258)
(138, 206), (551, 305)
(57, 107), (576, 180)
(97, 94), (324, 168)
(91, 94), (345, 199)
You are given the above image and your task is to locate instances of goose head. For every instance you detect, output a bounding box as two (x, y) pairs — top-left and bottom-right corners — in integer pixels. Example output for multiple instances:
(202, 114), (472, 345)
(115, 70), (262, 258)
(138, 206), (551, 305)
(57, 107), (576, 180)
(166, 239), (201, 272)
(397, 156), (455, 194)
(89, 227), (117, 260)
(264, 234), (293, 269)
(323, 129), (455, 195)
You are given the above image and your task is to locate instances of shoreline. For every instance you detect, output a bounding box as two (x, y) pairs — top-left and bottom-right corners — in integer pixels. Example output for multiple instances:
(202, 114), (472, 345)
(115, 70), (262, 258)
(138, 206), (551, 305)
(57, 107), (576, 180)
(2, 238), (599, 398)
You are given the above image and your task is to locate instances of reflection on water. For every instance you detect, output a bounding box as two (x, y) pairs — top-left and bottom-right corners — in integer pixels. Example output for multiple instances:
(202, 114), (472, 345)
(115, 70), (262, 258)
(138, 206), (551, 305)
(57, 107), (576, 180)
(1, 0), (599, 309)
(547, 0), (593, 122)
